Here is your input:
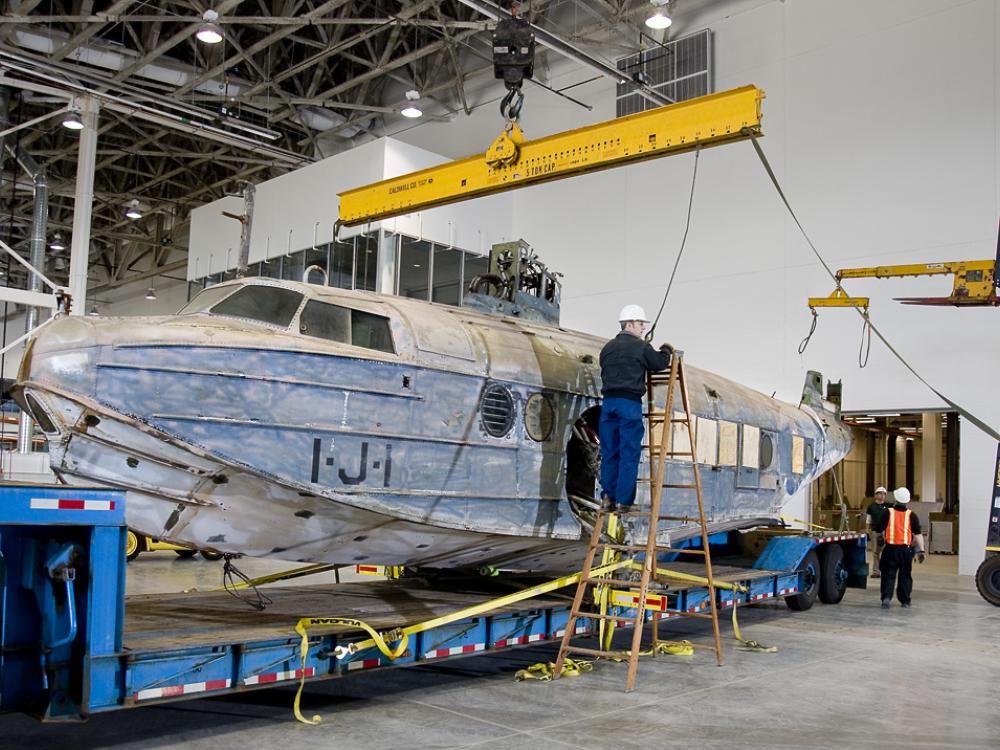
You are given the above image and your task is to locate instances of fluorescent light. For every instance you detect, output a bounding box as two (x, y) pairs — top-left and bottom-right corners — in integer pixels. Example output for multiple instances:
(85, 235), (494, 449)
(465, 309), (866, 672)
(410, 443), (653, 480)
(88, 304), (100, 317)
(197, 10), (223, 44)
(401, 89), (422, 119)
(126, 199), (142, 220)
(49, 234), (66, 251)
(145, 286), (157, 300)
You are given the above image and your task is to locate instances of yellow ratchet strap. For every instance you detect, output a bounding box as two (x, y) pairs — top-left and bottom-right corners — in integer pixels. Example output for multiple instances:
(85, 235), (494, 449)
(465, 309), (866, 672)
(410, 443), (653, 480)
(779, 516), (832, 531)
(514, 657), (594, 682)
(731, 597), (777, 653)
(292, 557), (636, 724)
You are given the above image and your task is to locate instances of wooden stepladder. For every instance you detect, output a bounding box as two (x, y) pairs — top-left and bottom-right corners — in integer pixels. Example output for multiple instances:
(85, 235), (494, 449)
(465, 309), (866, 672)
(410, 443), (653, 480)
(553, 352), (724, 691)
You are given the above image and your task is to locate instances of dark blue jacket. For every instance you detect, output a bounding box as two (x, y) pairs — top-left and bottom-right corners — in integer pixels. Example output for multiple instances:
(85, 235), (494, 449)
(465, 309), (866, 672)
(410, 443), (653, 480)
(599, 332), (670, 401)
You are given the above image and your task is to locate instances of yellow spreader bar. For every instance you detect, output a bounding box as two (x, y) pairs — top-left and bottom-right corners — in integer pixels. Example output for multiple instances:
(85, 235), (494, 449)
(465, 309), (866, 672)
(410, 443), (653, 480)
(338, 85), (765, 226)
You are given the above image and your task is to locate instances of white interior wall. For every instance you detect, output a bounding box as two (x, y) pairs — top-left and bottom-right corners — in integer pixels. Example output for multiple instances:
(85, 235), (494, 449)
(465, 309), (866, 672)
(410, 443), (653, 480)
(188, 138), (513, 279)
(395, 0), (999, 574)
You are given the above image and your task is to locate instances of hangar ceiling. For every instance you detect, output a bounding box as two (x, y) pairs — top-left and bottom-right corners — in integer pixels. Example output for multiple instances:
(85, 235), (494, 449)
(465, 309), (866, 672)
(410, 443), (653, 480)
(0, 0), (719, 292)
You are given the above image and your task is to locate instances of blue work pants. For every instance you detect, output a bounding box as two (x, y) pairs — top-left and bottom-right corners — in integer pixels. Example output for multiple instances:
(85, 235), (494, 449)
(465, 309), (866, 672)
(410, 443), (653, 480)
(598, 397), (645, 507)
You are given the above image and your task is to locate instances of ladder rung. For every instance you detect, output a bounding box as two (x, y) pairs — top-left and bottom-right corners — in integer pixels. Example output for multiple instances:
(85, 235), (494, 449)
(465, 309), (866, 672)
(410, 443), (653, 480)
(571, 611), (641, 623)
(647, 450), (693, 456)
(673, 611), (714, 620)
(655, 547), (707, 555)
(669, 418), (691, 424)
(563, 646), (631, 659)
(659, 483), (697, 489)
(598, 543), (653, 551)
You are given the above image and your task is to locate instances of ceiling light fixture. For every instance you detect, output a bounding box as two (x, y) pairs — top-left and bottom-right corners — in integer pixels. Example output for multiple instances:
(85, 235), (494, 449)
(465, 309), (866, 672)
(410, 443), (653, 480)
(125, 199), (143, 220)
(48, 233), (66, 251)
(145, 286), (157, 301)
(61, 102), (84, 130)
(645, 0), (673, 30)
(400, 90), (423, 119)
(197, 9), (224, 44)
(88, 303), (100, 317)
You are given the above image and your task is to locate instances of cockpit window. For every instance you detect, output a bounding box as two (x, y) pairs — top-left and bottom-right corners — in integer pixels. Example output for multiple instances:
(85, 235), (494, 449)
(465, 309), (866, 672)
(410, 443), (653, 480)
(210, 286), (304, 328)
(178, 285), (236, 314)
(298, 299), (395, 354)
(299, 300), (350, 343)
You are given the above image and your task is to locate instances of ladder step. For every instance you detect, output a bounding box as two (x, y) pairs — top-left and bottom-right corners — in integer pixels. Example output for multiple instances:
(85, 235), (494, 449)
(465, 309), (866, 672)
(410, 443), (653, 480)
(657, 515), (702, 522)
(673, 611), (714, 620)
(598, 543), (654, 552)
(659, 483), (697, 489)
(571, 611), (641, 623)
(655, 547), (707, 555)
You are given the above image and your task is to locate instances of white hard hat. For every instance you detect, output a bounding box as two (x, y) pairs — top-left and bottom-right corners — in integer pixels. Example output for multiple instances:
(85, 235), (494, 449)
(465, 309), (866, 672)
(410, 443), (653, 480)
(618, 304), (649, 323)
(893, 487), (911, 504)
(875, 486), (887, 495)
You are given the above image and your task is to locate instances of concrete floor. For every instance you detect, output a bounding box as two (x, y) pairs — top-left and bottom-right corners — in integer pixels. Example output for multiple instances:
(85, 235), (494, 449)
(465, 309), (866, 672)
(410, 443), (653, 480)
(2, 553), (998, 750)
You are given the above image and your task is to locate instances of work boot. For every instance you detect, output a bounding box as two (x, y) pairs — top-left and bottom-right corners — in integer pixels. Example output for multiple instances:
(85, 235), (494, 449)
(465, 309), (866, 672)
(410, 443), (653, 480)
(901, 602), (911, 608)
(600, 494), (614, 511)
(881, 599), (891, 609)
(871, 571), (881, 579)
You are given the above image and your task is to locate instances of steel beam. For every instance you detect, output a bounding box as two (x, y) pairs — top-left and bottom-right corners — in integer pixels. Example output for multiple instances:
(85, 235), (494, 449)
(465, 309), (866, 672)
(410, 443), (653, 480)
(68, 97), (98, 316)
(339, 85), (764, 226)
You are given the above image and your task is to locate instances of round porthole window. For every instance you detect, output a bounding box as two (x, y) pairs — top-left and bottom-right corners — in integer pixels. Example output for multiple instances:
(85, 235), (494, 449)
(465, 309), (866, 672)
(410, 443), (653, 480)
(524, 393), (555, 442)
(480, 383), (516, 437)
(759, 432), (774, 470)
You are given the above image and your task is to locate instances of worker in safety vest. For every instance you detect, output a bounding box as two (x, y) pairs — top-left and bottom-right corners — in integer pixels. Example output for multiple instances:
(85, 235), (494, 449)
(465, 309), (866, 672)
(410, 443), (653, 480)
(873, 487), (926, 608)
(598, 304), (671, 513)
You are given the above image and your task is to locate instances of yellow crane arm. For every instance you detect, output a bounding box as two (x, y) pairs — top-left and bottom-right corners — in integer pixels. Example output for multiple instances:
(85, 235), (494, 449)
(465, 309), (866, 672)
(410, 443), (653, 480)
(338, 85), (764, 227)
(835, 260), (995, 281)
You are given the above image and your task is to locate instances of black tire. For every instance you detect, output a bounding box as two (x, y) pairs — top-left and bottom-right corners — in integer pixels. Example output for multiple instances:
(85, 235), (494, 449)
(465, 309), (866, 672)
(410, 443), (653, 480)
(818, 544), (848, 604)
(126, 529), (143, 562)
(174, 549), (198, 559)
(975, 555), (1000, 607)
(200, 549), (224, 561)
(786, 550), (820, 611)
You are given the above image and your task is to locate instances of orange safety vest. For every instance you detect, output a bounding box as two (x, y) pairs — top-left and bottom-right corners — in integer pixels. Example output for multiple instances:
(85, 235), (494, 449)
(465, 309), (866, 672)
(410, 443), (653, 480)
(885, 508), (913, 545)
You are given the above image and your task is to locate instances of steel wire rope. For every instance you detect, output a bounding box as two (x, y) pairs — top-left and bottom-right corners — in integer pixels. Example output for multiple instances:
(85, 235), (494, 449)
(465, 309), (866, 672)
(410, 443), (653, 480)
(648, 143), (701, 340)
(745, 130), (1000, 441)
(798, 307), (818, 354)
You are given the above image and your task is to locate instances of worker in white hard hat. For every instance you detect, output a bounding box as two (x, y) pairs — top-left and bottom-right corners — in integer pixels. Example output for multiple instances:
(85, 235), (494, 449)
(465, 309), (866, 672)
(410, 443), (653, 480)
(598, 304), (672, 513)
(865, 486), (891, 578)
(873, 486), (926, 608)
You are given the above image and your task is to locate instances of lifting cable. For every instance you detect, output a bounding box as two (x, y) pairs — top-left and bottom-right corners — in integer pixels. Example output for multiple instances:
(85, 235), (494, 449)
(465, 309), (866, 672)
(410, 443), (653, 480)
(746, 130), (1000, 442)
(648, 144), (701, 341)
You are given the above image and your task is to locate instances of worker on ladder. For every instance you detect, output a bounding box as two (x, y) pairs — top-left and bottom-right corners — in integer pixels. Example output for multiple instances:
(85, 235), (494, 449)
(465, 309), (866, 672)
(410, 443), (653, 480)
(874, 487), (926, 608)
(598, 305), (672, 513)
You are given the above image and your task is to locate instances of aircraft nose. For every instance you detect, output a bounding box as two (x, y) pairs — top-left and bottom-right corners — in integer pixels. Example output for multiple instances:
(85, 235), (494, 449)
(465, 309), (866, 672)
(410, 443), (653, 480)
(18, 315), (99, 391)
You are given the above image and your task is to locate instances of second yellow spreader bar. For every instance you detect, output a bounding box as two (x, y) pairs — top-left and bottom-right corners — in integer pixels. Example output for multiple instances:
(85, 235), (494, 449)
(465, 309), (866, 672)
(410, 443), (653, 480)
(338, 84), (765, 227)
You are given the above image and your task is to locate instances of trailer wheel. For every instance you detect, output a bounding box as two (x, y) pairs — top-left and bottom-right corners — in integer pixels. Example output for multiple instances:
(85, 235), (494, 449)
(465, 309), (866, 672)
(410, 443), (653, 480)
(126, 529), (143, 562)
(975, 555), (1000, 607)
(786, 550), (820, 611)
(818, 544), (848, 604)
(174, 549), (198, 559)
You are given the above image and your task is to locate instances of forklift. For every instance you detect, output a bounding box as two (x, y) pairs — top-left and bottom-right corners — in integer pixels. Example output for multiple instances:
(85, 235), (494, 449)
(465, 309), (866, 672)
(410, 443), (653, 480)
(975, 444), (1000, 605)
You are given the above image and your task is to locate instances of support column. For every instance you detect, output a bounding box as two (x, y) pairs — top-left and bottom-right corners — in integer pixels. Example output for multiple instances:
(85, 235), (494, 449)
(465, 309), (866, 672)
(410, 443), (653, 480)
(68, 97), (98, 316)
(887, 435), (897, 489)
(921, 412), (943, 504)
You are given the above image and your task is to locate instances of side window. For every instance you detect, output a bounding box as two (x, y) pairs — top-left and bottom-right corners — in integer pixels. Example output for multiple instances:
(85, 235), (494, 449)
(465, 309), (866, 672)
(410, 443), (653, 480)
(738, 424), (760, 488)
(759, 431), (775, 471)
(718, 420), (738, 466)
(792, 435), (805, 474)
(803, 438), (815, 471)
(352, 309), (395, 354)
(695, 417), (718, 465)
(671, 412), (692, 463)
(211, 286), (303, 327)
(299, 300), (350, 344)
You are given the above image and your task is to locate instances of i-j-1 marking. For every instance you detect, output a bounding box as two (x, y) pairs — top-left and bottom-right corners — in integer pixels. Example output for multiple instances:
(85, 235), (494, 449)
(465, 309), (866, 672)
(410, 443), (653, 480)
(14, 263), (850, 572)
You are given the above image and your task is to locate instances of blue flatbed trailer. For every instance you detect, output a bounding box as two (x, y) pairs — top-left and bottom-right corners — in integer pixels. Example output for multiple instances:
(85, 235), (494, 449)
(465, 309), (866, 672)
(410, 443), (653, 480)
(0, 484), (867, 721)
